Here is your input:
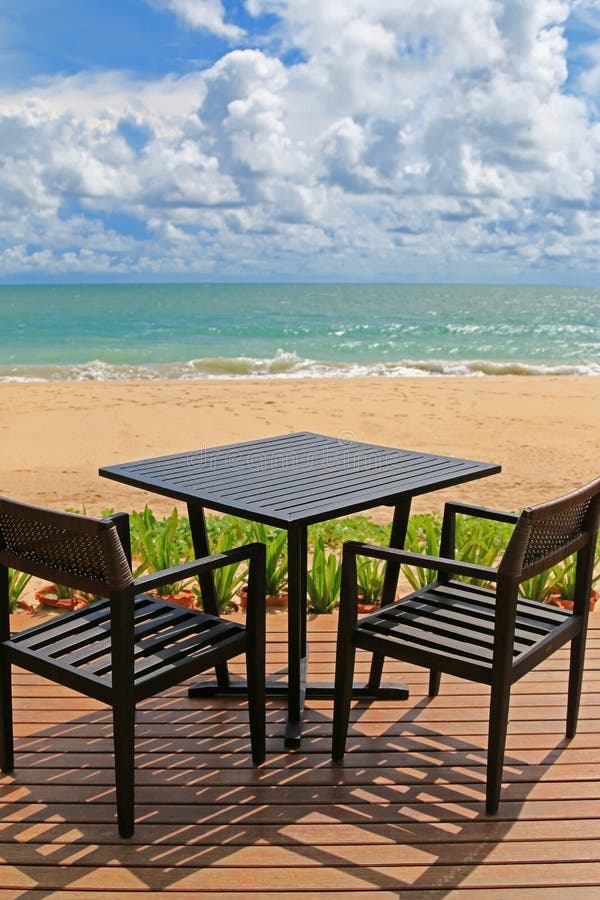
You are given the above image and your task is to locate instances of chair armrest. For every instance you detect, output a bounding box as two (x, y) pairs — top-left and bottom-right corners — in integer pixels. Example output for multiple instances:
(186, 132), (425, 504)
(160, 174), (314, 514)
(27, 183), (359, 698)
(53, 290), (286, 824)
(439, 502), (518, 561)
(343, 541), (499, 583)
(133, 543), (264, 595)
(443, 501), (519, 526)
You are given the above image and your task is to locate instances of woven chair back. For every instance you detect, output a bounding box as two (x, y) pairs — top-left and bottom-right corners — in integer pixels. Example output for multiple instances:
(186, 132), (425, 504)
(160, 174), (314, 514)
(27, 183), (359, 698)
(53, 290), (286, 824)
(0, 497), (133, 597)
(499, 476), (600, 581)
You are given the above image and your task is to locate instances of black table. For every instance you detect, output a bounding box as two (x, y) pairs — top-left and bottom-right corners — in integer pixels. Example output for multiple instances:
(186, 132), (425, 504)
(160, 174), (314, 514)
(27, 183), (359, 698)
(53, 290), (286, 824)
(100, 431), (500, 747)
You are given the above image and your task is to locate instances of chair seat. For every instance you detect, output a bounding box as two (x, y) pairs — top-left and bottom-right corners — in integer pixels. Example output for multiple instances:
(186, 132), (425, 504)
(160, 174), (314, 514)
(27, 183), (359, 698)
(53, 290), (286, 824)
(5, 595), (246, 703)
(354, 580), (574, 682)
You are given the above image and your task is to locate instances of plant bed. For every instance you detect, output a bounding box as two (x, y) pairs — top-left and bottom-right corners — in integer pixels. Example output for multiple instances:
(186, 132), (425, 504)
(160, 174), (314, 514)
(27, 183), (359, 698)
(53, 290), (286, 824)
(148, 588), (197, 609)
(357, 598), (380, 614)
(35, 583), (88, 611)
(238, 586), (288, 610)
(546, 590), (598, 613)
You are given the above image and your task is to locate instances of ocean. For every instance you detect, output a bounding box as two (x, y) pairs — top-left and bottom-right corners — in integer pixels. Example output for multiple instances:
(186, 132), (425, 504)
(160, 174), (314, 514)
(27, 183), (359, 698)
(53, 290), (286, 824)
(0, 283), (598, 381)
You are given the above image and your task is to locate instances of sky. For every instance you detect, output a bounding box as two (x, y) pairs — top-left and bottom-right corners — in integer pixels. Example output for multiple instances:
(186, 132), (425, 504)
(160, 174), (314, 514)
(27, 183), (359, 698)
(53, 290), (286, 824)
(1, 0), (600, 284)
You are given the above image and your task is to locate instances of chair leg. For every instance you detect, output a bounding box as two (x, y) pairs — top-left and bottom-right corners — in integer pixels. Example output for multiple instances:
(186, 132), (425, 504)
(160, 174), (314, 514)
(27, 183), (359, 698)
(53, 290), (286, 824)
(566, 634), (586, 739)
(0, 658), (14, 773)
(486, 679), (511, 814)
(333, 548), (361, 762)
(428, 670), (441, 697)
(367, 653), (385, 691)
(244, 545), (266, 766)
(332, 642), (356, 762)
(246, 642), (266, 766)
(113, 702), (135, 838)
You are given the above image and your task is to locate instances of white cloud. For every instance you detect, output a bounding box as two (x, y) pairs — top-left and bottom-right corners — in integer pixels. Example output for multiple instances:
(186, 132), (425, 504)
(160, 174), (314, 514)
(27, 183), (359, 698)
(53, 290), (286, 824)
(0, 1), (599, 279)
(154, 0), (245, 40)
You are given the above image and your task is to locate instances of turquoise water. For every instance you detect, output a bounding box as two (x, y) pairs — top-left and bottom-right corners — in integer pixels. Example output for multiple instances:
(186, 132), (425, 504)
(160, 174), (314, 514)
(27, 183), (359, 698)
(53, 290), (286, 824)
(0, 283), (598, 380)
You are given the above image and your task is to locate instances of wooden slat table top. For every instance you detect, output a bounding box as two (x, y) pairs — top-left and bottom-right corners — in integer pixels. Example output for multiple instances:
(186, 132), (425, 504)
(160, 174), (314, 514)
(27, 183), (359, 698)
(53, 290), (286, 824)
(2, 610), (600, 896)
(100, 431), (501, 525)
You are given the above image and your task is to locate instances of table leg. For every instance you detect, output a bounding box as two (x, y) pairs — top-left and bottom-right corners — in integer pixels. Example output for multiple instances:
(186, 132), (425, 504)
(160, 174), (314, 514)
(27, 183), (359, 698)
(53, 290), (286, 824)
(187, 502), (230, 689)
(186, 514), (309, 739)
(366, 499), (412, 691)
(284, 524), (308, 749)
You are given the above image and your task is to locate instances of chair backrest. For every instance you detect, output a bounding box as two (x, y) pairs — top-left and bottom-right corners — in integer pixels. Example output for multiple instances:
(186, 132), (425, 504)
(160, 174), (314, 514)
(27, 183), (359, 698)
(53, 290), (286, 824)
(0, 497), (133, 598)
(499, 476), (600, 582)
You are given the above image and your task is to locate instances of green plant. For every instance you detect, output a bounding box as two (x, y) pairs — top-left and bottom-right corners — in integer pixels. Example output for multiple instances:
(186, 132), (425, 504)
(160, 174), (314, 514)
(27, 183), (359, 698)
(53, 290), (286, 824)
(307, 539), (342, 613)
(79, 592), (103, 606)
(356, 556), (386, 604)
(309, 515), (391, 550)
(455, 515), (511, 587)
(402, 514), (442, 590)
(551, 556), (577, 602)
(130, 506), (194, 564)
(520, 535), (600, 604)
(131, 507), (193, 596)
(519, 568), (561, 602)
(549, 552), (600, 603)
(193, 521), (248, 613)
(205, 514), (252, 546)
(249, 522), (287, 596)
(52, 583), (80, 599)
(7, 569), (32, 613)
(401, 513), (512, 592)
(129, 505), (159, 564)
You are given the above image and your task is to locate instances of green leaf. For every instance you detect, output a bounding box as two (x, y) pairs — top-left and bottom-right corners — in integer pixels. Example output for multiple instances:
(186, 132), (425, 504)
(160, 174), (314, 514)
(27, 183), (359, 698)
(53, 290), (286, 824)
(307, 539), (341, 613)
(7, 569), (32, 613)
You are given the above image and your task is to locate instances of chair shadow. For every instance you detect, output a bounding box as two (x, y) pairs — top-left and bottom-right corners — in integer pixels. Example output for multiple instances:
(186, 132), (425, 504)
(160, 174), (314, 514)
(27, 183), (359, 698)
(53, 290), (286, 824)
(0, 657), (578, 897)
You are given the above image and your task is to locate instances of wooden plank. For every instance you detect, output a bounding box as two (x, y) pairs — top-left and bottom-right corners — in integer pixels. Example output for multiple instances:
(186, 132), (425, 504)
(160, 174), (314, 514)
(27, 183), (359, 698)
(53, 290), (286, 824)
(2, 838), (600, 867)
(1, 818), (600, 846)
(2, 888), (598, 900)
(0, 861), (600, 890)
(5, 759), (600, 787)
(2, 611), (600, 896)
(3, 798), (600, 826)
(3, 778), (600, 806)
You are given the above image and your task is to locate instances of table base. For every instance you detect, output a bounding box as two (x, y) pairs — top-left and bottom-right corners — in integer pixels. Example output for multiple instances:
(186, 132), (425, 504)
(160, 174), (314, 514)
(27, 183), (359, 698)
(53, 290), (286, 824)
(187, 680), (410, 749)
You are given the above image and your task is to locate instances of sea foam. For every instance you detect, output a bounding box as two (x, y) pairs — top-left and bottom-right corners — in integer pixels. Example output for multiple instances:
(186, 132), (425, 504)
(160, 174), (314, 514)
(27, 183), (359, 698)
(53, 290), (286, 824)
(1, 355), (598, 382)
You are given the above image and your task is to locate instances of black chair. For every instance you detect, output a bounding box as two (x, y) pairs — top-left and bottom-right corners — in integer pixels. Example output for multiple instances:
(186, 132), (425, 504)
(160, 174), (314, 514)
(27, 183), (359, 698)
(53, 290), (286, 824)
(332, 477), (600, 813)
(0, 497), (266, 837)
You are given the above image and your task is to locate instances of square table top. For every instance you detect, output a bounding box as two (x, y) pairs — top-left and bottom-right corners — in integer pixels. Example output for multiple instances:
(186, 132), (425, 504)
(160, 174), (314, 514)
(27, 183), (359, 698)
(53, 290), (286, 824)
(99, 431), (501, 528)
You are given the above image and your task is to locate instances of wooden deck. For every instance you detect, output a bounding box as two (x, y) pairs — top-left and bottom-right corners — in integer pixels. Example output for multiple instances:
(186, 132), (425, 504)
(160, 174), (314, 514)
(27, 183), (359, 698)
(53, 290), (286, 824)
(2, 609), (600, 898)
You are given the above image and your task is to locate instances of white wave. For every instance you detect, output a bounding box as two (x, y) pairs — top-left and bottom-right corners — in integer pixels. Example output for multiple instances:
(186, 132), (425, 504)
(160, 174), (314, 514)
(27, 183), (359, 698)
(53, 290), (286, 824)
(1, 355), (599, 382)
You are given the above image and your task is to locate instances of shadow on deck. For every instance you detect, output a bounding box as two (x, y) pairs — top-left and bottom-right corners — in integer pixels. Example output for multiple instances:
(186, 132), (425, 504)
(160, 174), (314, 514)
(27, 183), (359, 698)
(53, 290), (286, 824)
(1, 612), (599, 897)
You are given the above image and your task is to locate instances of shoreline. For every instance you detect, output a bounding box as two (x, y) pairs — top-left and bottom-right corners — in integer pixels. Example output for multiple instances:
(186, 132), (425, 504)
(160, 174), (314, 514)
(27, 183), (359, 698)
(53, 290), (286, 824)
(1, 375), (598, 519)
(1, 359), (599, 381)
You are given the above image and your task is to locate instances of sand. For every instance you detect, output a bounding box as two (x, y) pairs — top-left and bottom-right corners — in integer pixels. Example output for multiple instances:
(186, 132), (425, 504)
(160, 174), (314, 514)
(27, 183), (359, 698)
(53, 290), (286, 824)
(1, 376), (598, 520)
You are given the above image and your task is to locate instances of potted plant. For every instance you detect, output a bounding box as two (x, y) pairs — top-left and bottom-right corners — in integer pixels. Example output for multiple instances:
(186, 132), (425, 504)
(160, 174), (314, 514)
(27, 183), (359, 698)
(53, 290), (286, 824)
(239, 523), (288, 610)
(546, 554), (599, 612)
(35, 581), (88, 610)
(8, 568), (33, 613)
(519, 568), (562, 604)
(356, 556), (386, 613)
(130, 507), (196, 607)
(307, 539), (341, 614)
(401, 514), (441, 591)
(194, 523), (248, 613)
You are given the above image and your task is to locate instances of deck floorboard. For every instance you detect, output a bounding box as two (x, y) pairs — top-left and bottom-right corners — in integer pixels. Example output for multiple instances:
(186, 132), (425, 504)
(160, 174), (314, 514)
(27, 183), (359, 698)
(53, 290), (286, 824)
(2, 611), (600, 895)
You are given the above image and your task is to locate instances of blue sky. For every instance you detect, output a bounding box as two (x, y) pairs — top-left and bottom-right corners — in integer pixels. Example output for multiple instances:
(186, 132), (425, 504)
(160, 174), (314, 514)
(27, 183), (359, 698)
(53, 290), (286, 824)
(0, 1), (268, 82)
(1, 0), (600, 283)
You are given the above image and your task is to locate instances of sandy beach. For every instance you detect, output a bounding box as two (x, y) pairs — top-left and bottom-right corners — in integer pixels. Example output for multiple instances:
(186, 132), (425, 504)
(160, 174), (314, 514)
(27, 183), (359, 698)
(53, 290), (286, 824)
(1, 376), (598, 520)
